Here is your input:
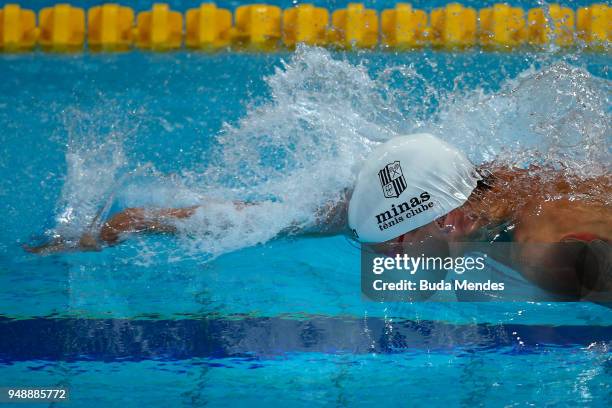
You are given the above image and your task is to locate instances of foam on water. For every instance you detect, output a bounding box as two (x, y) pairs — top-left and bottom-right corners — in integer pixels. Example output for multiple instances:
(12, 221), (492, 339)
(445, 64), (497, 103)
(53, 107), (130, 240)
(52, 46), (610, 258)
(436, 62), (610, 175)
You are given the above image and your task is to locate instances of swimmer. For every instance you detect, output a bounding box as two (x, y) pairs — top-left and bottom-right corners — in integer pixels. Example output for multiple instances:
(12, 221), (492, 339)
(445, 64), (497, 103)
(346, 134), (610, 299)
(26, 134), (610, 298)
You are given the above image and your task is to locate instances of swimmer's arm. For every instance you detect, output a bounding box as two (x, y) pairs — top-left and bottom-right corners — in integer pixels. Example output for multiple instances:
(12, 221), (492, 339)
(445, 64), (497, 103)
(98, 206), (199, 244)
(101, 194), (352, 244)
(97, 200), (265, 245)
(23, 206), (200, 254)
(25, 190), (352, 254)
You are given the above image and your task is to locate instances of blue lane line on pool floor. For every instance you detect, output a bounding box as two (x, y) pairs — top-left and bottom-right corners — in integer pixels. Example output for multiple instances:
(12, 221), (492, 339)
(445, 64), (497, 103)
(0, 317), (610, 362)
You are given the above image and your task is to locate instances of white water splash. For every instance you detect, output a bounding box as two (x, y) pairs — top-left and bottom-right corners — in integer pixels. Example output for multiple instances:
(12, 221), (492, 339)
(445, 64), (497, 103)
(53, 108), (130, 240)
(435, 62), (610, 176)
(52, 47), (610, 257)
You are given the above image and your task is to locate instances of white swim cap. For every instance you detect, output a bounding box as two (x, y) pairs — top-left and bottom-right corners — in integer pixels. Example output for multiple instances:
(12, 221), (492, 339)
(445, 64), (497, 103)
(348, 133), (479, 243)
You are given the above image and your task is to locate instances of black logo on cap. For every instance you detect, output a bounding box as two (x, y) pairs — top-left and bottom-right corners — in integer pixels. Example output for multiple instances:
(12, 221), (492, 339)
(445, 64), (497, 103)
(378, 161), (407, 198)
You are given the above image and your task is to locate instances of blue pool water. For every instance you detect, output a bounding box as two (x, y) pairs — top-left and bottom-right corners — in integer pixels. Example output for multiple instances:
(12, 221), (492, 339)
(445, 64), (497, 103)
(0, 45), (611, 407)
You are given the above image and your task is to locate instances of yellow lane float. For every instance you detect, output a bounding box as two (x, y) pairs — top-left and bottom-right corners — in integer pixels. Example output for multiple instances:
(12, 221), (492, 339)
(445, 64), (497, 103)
(429, 3), (477, 48)
(479, 4), (526, 48)
(527, 4), (575, 46)
(136, 3), (183, 50)
(329, 3), (378, 48)
(186, 3), (232, 49)
(0, 4), (36, 51)
(283, 4), (329, 47)
(0, 2), (610, 52)
(88, 3), (134, 51)
(39, 3), (85, 51)
(381, 3), (427, 49)
(577, 4), (610, 46)
(234, 4), (282, 50)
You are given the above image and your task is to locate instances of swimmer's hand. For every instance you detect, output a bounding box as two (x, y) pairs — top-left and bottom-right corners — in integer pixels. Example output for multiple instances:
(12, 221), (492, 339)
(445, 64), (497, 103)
(23, 233), (102, 255)
(23, 238), (69, 255)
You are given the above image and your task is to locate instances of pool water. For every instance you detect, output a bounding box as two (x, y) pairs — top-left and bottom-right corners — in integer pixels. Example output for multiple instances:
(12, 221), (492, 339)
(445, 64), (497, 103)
(0, 45), (611, 406)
